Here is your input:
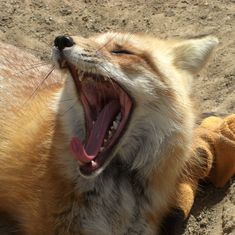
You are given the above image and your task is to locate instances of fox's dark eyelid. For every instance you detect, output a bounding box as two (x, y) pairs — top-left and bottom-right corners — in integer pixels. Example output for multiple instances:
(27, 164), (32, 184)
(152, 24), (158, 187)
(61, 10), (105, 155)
(111, 49), (133, 55)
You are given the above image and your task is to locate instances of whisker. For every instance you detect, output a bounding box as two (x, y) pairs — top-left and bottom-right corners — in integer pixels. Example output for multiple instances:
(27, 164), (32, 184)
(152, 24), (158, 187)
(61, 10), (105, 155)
(2, 56), (50, 74)
(59, 100), (77, 117)
(21, 66), (55, 107)
(11, 61), (48, 67)
(60, 98), (76, 102)
(14, 63), (50, 75)
(99, 64), (116, 90)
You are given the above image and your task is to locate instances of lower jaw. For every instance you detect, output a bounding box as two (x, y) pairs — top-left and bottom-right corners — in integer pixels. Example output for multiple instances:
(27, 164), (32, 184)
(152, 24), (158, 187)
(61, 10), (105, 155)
(78, 117), (131, 177)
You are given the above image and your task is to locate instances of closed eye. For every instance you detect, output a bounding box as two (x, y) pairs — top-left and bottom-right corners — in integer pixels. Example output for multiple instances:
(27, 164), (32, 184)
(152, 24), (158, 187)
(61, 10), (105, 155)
(111, 49), (133, 55)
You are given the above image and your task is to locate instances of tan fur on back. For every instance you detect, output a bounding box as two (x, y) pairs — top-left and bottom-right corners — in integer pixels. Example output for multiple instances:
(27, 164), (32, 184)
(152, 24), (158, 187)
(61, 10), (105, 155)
(0, 33), (218, 235)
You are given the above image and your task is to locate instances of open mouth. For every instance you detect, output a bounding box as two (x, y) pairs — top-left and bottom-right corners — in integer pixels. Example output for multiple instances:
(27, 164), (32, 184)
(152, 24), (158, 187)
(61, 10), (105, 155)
(65, 63), (133, 176)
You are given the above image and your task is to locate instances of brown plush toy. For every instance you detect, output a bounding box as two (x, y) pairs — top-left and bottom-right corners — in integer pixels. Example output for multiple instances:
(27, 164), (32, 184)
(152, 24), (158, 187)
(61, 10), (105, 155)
(175, 114), (235, 219)
(195, 114), (235, 187)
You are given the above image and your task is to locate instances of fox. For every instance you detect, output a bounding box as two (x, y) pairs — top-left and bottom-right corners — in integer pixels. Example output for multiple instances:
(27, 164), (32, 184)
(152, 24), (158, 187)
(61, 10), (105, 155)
(0, 32), (219, 235)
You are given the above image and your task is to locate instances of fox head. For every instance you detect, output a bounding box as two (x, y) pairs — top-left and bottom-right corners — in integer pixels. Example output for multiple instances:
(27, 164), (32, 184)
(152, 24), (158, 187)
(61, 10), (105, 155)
(52, 33), (218, 180)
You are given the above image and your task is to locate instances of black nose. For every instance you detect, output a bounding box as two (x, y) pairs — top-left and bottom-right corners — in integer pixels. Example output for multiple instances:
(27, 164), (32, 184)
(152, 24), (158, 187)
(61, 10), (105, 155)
(54, 35), (74, 51)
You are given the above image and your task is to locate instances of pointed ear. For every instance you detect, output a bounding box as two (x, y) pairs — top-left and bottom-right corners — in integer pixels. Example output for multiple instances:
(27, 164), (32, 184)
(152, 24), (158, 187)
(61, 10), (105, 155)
(172, 36), (219, 74)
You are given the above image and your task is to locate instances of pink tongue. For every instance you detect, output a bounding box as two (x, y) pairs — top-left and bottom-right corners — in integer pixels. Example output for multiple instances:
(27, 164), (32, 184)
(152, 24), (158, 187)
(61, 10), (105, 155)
(70, 100), (120, 164)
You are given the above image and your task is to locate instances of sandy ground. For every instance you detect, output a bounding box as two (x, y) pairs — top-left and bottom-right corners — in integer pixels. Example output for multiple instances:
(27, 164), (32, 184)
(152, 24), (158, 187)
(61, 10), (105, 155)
(0, 0), (234, 234)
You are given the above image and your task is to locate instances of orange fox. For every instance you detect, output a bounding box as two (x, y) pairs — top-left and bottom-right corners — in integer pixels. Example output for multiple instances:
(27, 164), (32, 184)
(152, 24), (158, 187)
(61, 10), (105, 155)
(0, 32), (225, 234)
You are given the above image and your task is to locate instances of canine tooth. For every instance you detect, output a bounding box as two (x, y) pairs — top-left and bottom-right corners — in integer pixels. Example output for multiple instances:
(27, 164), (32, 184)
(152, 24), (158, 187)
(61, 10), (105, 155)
(113, 121), (118, 130)
(104, 139), (108, 143)
(104, 77), (108, 81)
(91, 161), (97, 168)
(92, 121), (95, 125)
(80, 75), (86, 82)
(100, 147), (104, 152)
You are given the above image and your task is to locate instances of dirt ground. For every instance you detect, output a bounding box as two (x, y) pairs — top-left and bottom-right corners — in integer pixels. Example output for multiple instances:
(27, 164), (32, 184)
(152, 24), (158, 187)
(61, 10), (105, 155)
(0, 0), (234, 234)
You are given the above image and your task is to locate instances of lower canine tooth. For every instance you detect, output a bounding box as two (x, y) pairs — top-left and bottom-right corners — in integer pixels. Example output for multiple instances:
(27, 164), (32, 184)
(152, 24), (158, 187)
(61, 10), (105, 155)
(100, 147), (104, 151)
(91, 161), (97, 167)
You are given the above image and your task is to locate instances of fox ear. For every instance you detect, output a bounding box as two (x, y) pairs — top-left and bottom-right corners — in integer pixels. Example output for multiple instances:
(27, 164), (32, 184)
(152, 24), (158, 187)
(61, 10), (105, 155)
(172, 36), (219, 74)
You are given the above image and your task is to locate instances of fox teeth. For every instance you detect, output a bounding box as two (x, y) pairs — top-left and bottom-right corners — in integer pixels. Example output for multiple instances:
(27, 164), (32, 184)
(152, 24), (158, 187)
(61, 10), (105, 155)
(91, 160), (97, 167)
(87, 77), (93, 82)
(104, 138), (108, 143)
(108, 130), (112, 138)
(100, 147), (104, 152)
(113, 121), (118, 130)
(104, 77), (108, 81)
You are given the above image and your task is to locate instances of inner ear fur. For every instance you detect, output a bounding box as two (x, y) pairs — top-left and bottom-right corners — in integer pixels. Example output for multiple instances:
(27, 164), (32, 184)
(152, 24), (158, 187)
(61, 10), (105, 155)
(172, 36), (219, 74)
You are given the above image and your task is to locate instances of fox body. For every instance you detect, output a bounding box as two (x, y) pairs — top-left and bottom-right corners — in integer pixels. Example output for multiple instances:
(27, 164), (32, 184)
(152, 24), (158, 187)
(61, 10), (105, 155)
(0, 33), (218, 234)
